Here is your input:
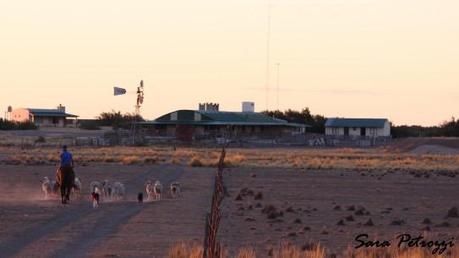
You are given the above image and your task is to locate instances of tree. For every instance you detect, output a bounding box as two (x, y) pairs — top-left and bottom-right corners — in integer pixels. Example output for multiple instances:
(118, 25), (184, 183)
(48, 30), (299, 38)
(0, 119), (37, 130)
(97, 110), (144, 130)
(262, 108), (326, 134)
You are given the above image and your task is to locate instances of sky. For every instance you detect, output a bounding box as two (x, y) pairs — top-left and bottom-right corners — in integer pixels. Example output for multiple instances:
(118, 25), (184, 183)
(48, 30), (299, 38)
(1, 0), (458, 126)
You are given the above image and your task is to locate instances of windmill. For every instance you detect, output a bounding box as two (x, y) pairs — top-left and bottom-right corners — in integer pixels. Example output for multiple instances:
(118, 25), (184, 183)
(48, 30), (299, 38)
(113, 80), (145, 144)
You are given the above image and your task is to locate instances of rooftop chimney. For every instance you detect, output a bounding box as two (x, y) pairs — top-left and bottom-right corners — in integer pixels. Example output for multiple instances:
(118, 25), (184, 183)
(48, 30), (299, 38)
(57, 104), (65, 113)
(198, 102), (219, 112)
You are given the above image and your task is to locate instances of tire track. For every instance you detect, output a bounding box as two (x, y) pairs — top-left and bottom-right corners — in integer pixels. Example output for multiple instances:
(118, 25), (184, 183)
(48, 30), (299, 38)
(1, 165), (184, 258)
(59, 166), (184, 258)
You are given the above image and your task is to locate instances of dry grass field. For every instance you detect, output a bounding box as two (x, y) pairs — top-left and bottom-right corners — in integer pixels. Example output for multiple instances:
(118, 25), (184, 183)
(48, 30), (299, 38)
(0, 144), (459, 257)
(1, 145), (459, 173)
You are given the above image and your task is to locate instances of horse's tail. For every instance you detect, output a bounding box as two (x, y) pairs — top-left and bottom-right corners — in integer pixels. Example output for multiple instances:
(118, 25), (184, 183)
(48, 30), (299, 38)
(56, 168), (63, 186)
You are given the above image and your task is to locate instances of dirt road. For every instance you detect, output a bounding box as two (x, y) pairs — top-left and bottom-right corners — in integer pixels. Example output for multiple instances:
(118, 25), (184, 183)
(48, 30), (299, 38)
(0, 164), (214, 258)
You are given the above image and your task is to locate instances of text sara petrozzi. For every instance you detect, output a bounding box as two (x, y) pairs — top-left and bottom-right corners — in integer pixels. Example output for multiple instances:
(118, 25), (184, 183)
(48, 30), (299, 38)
(354, 233), (455, 255)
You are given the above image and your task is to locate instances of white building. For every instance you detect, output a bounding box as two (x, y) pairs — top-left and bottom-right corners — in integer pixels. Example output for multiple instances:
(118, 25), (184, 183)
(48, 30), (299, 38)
(10, 105), (78, 127)
(325, 118), (390, 137)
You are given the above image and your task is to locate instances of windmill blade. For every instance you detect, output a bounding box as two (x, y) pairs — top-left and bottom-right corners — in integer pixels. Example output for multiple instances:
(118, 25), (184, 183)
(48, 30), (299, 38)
(114, 87), (127, 96)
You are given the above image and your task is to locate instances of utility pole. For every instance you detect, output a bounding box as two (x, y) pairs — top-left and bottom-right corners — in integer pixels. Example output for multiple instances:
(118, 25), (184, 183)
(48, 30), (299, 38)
(276, 62), (280, 110)
(265, 2), (271, 111)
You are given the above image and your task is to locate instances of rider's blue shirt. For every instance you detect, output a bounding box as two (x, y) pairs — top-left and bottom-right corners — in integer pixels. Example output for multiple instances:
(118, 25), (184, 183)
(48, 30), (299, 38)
(60, 151), (73, 167)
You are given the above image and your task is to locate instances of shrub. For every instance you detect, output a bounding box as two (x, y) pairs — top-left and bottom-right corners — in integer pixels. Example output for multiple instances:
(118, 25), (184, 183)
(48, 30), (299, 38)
(35, 136), (46, 143)
(188, 156), (204, 167)
(0, 119), (37, 130)
(167, 242), (203, 258)
(121, 156), (139, 165)
(79, 121), (101, 130)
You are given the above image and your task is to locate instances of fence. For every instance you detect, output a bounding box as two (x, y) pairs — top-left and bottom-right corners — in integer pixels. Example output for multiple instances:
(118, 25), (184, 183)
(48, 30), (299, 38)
(203, 146), (226, 258)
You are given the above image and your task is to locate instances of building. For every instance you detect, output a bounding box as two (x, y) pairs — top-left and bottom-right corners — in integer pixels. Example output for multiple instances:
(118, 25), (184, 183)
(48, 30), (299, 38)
(325, 118), (390, 137)
(10, 104), (78, 127)
(140, 103), (308, 142)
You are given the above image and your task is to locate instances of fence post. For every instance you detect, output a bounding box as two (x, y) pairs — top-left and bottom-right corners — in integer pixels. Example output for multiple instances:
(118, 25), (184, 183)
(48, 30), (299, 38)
(203, 146), (226, 258)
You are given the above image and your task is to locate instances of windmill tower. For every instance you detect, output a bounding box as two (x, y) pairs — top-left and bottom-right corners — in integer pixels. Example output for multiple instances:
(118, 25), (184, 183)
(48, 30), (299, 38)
(113, 80), (145, 145)
(131, 80), (144, 144)
(135, 80), (144, 116)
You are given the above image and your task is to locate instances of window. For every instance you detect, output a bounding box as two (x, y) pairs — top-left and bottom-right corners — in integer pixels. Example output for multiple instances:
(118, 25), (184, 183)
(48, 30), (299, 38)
(331, 128), (340, 135)
(369, 128), (377, 136)
(170, 112), (178, 121)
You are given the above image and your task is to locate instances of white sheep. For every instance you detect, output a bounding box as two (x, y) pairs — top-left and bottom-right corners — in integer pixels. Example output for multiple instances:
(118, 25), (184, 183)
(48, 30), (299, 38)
(72, 177), (82, 198)
(170, 181), (181, 198)
(41, 177), (54, 199)
(102, 179), (113, 200)
(112, 182), (126, 200)
(145, 180), (155, 201)
(153, 180), (163, 200)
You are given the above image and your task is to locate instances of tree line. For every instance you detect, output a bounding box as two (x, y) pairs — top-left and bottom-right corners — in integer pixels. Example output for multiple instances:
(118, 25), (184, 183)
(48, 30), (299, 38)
(391, 117), (459, 138)
(79, 110), (144, 130)
(263, 109), (459, 137)
(0, 118), (37, 130)
(262, 108), (326, 134)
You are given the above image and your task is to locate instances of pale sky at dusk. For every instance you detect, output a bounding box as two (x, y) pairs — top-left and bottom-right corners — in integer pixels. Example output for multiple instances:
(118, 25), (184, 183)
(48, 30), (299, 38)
(1, 0), (458, 126)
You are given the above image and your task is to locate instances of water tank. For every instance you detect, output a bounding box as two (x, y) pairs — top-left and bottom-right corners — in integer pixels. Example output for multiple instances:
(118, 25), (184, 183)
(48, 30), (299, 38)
(242, 102), (255, 112)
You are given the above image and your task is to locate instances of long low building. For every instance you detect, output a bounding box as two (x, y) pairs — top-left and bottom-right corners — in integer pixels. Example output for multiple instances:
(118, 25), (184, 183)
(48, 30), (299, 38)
(325, 118), (390, 137)
(140, 106), (308, 142)
(10, 104), (78, 128)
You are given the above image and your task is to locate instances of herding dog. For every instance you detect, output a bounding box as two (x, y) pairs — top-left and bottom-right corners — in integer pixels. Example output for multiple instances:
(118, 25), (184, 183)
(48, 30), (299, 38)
(91, 192), (100, 208)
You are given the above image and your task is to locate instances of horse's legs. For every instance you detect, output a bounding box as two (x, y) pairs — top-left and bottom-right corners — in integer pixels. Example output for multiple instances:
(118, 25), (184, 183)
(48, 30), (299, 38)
(60, 185), (65, 204)
(65, 186), (71, 202)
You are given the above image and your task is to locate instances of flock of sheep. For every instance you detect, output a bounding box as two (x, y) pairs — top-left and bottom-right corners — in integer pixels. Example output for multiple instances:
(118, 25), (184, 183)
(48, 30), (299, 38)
(40, 176), (181, 208)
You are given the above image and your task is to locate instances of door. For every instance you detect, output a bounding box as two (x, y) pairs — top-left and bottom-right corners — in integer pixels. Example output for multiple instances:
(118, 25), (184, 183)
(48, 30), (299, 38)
(344, 127), (349, 136)
(360, 127), (366, 136)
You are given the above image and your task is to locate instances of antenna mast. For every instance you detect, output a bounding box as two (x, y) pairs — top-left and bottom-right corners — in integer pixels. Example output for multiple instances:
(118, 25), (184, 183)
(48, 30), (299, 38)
(276, 63), (280, 110)
(265, 2), (271, 111)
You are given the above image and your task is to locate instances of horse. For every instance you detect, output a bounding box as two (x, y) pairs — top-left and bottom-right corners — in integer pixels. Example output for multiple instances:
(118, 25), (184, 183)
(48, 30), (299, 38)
(56, 167), (75, 204)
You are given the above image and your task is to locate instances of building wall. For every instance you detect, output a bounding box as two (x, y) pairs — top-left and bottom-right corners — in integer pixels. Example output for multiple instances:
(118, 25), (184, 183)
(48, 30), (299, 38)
(325, 127), (344, 136)
(145, 124), (302, 140)
(34, 116), (66, 127)
(382, 121), (391, 136)
(325, 123), (391, 137)
(10, 109), (31, 122)
(65, 119), (78, 128)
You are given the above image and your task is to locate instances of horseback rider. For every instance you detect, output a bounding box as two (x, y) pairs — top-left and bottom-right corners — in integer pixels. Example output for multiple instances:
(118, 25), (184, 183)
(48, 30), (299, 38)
(56, 145), (75, 204)
(60, 145), (74, 169)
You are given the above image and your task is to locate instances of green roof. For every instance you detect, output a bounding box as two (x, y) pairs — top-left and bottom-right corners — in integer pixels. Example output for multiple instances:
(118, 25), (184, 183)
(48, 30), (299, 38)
(325, 118), (387, 128)
(141, 110), (308, 127)
(201, 111), (288, 124)
(29, 108), (78, 118)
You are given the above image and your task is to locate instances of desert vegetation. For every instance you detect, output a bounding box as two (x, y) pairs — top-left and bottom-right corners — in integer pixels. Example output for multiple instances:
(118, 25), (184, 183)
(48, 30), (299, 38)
(167, 241), (459, 258)
(0, 118), (37, 130)
(97, 110), (144, 130)
(1, 146), (459, 173)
